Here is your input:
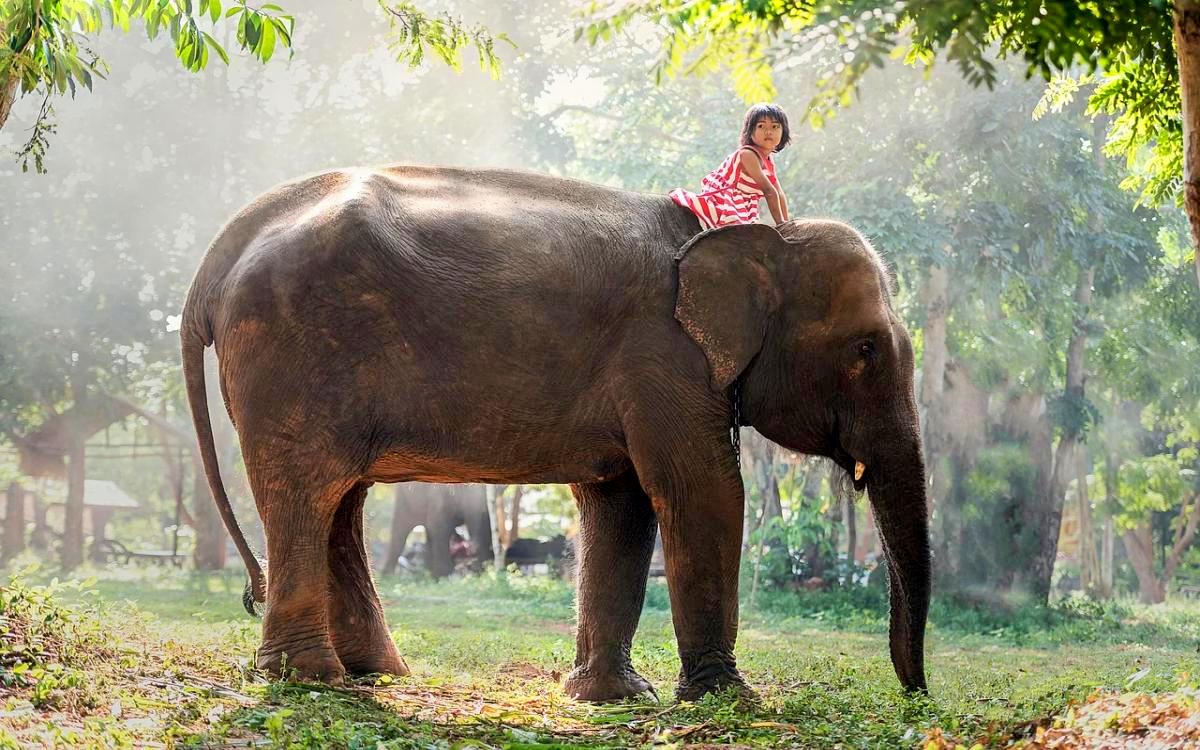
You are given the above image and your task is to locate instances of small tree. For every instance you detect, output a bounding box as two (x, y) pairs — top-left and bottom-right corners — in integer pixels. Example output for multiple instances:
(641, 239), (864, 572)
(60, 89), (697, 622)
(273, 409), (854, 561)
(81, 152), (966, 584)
(1111, 452), (1200, 603)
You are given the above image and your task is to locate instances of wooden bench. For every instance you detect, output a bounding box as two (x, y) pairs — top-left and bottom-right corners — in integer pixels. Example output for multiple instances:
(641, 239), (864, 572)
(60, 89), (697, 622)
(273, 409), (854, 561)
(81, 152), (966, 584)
(100, 539), (186, 567)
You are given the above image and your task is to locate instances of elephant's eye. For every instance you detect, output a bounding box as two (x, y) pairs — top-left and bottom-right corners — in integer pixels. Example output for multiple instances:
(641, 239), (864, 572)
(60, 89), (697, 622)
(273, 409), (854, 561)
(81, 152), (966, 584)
(857, 339), (876, 358)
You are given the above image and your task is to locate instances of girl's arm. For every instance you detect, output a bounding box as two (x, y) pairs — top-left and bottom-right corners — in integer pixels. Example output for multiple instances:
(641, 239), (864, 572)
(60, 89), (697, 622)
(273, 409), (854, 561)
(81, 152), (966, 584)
(739, 150), (786, 225)
(779, 189), (789, 222)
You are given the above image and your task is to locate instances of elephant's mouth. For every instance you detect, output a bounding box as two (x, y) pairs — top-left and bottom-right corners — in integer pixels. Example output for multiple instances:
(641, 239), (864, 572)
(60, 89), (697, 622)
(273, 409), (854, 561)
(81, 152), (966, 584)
(829, 413), (869, 492)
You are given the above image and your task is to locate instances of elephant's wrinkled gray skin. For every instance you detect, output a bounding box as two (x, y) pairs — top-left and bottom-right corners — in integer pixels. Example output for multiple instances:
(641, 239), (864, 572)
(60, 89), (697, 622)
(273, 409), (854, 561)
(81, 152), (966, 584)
(382, 483), (492, 577)
(181, 165), (930, 701)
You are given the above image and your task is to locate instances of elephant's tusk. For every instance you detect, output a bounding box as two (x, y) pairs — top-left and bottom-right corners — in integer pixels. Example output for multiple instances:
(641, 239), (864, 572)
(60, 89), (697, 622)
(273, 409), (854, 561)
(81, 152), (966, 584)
(854, 461), (865, 482)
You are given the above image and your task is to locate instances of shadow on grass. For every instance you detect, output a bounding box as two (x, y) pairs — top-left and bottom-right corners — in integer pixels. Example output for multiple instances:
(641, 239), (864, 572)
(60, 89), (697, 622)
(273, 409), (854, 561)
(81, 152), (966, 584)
(188, 679), (801, 749)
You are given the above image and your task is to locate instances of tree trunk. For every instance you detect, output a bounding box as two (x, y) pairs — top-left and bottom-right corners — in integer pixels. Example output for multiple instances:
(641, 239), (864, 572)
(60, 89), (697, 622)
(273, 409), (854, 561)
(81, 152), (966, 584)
(29, 489), (48, 550)
(1076, 450), (1099, 595)
(1162, 492), (1200, 587)
(805, 494), (842, 582)
(192, 456), (226, 569)
(382, 486), (414, 575)
(1036, 128), (1106, 594)
(486, 485), (506, 572)
(507, 486), (522, 543)
(61, 355), (92, 572)
(919, 265), (955, 579)
(2, 481), (25, 562)
(919, 265), (949, 412)
(845, 492), (857, 566)
(494, 485), (509, 547)
(1123, 525), (1166, 604)
(1100, 517), (1114, 599)
(0, 73), (18, 132)
(1024, 265), (1094, 603)
(1173, 1), (1200, 287)
(62, 431), (86, 571)
(1100, 440), (1123, 600)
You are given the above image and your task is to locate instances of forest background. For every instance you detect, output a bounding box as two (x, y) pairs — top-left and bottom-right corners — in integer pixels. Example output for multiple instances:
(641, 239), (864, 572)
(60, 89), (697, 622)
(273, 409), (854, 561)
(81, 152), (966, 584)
(0, 0), (1198, 610)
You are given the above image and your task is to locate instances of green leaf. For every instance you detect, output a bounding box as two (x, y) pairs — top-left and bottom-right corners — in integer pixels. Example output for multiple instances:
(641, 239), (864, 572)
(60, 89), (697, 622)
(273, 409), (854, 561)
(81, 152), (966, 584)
(244, 13), (261, 48)
(201, 31), (229, 65)
(258, 19), (275, 61)
(271, 18), (291, 48)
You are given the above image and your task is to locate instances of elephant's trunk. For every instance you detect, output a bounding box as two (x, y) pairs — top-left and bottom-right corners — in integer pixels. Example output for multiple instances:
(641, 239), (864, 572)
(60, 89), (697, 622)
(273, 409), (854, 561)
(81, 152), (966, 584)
(866, 443), (931, 693)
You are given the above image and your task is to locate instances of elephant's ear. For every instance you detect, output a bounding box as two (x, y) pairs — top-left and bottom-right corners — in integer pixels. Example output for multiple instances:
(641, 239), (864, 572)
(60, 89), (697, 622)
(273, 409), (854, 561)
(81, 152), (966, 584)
(674, 223), (784, 391)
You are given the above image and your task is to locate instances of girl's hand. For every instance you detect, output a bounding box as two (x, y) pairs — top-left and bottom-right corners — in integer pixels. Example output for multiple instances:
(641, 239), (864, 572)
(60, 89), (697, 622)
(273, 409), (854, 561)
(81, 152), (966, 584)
(740, 150), (786, 225)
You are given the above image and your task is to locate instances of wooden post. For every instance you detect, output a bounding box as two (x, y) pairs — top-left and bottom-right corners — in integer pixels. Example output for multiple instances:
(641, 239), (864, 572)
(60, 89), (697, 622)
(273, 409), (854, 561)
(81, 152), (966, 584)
(89, 507), (113, 563)
(172, 445), (184, 565)
(29, 488), (47, 550)
(2, 482), (25, 562)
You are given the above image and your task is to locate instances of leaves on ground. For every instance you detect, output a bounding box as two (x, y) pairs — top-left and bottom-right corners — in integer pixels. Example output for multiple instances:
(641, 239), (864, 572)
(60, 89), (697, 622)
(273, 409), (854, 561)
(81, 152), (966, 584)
(3, 569), (1200, 748)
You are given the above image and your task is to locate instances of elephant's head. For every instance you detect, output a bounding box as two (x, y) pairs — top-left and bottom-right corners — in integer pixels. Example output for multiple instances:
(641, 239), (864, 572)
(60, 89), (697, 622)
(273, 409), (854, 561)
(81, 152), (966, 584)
(674, 219), (931, 693)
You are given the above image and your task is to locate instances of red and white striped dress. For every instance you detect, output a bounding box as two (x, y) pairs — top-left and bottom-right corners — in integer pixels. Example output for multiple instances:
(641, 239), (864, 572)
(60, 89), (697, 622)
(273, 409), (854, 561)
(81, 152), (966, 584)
(669, 146), (780, 229)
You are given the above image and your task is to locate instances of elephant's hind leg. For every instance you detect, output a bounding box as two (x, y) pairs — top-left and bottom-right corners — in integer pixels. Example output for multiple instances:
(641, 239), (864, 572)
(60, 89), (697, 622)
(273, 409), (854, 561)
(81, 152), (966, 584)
(563, 470), (658, 702)
(327, 483), (409, 677)
(250, 470), (346, 685)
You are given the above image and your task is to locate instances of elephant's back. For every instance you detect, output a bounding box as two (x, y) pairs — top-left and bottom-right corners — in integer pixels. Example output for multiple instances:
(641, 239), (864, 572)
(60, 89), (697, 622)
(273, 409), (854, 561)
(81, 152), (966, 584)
(201, 165), (697, 313)
(196, 165), (702, 383)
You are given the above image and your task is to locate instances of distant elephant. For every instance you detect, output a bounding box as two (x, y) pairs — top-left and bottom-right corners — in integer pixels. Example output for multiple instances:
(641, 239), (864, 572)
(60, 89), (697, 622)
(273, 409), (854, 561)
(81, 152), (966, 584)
(505, 534), (567, 567)
(381, 482), (492, 577)
(183, 166), (929, 702)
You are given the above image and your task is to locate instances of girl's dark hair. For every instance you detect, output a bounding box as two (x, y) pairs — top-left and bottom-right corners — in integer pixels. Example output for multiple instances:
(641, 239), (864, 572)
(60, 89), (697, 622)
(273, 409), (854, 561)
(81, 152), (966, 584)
(739, 103), (791, 152)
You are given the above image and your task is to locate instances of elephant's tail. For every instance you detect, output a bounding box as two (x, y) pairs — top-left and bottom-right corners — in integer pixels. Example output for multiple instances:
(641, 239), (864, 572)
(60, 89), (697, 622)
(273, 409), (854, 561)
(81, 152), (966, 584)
(181, 314), (266, 617)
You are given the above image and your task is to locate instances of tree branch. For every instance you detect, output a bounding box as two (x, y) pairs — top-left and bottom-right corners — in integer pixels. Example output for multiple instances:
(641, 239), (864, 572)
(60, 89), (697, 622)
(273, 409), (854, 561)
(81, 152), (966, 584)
(1164, 491), (1200, 582)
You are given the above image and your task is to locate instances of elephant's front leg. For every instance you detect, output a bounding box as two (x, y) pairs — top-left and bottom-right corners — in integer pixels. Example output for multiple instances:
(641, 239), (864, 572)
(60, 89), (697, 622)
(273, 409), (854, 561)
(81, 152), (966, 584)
(629, 421), (751, 701)
(564, 471), (658, 702)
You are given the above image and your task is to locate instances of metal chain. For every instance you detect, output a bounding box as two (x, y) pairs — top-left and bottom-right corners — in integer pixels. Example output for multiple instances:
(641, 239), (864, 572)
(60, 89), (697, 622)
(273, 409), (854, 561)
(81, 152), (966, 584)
(730, 377), (742, 469)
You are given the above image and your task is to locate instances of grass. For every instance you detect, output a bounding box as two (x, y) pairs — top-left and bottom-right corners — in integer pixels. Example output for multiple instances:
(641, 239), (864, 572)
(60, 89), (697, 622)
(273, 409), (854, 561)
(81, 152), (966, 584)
(2, 563), (1199, 748)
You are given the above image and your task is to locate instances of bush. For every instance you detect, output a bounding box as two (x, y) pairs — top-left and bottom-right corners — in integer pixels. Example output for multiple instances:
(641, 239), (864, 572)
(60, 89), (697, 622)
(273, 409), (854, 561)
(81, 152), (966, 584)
(0, 568), (109, 708)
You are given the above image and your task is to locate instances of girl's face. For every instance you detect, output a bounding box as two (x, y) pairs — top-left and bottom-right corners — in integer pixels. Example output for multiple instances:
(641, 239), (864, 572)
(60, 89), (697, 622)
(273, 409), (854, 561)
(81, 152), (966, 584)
(751, 117), (783, 152)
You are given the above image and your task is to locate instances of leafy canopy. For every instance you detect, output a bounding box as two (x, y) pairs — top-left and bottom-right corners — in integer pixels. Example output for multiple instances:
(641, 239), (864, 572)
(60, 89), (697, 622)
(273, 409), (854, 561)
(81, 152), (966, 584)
(0, 1), (513, 172)
(580, 1), (1184, 211)
(0, 0), (296, 171)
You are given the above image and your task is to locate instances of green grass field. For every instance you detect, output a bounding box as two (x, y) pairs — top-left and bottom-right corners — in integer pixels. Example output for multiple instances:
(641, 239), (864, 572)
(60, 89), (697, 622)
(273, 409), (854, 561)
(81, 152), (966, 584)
(2, 564), (1199, 748)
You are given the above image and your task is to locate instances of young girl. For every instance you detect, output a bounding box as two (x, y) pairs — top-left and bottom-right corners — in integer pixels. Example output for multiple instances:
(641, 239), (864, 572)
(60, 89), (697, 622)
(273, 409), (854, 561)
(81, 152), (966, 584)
(669, 103), (791, 229)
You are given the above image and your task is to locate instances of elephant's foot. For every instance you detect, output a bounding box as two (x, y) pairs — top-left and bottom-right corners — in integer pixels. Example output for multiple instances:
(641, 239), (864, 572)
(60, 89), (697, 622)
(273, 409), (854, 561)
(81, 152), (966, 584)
(676, 652), (755, 703)
(257, 642), (346, 686)
(563, 664), (655, 702)
(335, 639), (411, 678)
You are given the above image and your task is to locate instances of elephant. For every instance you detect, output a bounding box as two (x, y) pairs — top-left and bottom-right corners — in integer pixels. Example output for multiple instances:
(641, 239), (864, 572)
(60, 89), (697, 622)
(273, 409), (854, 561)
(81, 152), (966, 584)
(505, 534), (568, 568)
(182, 165), (930, 702)
(381, 482), (492, 577)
